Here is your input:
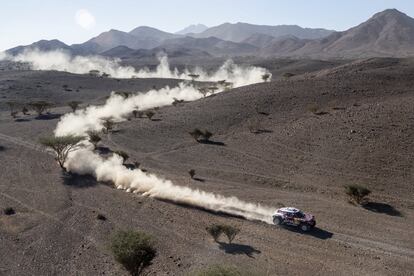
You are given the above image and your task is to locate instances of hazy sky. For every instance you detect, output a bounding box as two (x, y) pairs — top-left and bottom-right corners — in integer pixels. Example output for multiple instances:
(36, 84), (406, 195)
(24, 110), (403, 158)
(1, 0), (414, 51)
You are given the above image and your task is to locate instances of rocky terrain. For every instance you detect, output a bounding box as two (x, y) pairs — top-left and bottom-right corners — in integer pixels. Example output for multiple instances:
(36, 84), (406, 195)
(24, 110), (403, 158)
(0, 57), (413, 275)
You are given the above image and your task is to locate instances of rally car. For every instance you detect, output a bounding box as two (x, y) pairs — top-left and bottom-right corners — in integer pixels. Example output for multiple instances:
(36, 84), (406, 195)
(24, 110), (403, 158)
(272, 207), (316, 232)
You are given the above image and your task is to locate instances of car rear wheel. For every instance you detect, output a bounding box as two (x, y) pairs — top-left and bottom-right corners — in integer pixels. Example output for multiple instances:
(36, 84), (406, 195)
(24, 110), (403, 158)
(300, 224), (310, 232)
(273, 216), (282, 225)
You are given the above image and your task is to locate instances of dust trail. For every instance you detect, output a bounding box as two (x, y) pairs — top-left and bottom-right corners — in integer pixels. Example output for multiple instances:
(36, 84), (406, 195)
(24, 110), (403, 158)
(66, 148), (274, 223)
(1, 49), (271, 86)
(32, 51), (275, 223)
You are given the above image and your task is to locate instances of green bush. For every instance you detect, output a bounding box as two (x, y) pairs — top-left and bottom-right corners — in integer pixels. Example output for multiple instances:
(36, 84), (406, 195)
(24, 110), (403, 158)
(189, 128), (203, 141)
(111, 230), (156, 276)
(4, 207), (15, 215)
(345, 184), (371, 205)
(206, 224), (223, 242)
(221, 225), (240, 244)
(189, 169), (196, 179)
(206, 224), (240, 243)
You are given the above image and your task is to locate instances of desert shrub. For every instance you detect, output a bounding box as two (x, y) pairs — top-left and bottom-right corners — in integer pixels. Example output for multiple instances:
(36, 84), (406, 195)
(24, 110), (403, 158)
(189, 128), (203, 141)
(208, 86), (219, 94)
(97, 214), (107, 221)
(172, 98), (184, 106)
(145, 111), (155, 120)
(114, 150), (129, 163)
(247, 118), (263, 134)
(189, 169), (195, 179)
(188, 74), (200, 81)
(198, 87), (209, 98)
(22, 106), (29, 115)
(193, 265), (243, 276)
(4, 207), (15, 215)
(68, 101), (82, 112)
(115, 91), (131, 98)
(6, 101), (21, 117)
(89, 70), (100, 77)
(102, 118), (115, 133)
(39, 135), (84, 170)
(345, 184), (371, 205)
(88, 131), (101, 148)
(308, 104), (320, 114)
(221, 225), (240, 244)
(202, 131), (213, 141)
(261, 73), (271, 82)
(29, 101), (53, 116)
(206, 224), (240, 243)
(189, 129), (213, 142)
(206, 224), (223, 242)
(111, 230), (156, 276)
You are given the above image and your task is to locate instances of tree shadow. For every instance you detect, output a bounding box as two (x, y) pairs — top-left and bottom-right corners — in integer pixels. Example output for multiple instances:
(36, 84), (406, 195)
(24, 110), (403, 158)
(61, 172), (98, 188)
(218, 242), (261, 258)
(283, 226), (334, 240)
(35, 113), (62, 120)
(199, 140), (226, 146)
(252, 129), (273, 134)
(150, 118), (162, 122)
(15, 118), (31, 122)
(363, 202), (402, 217)
(96, 146), (112, 154)
(0, 145), (5, 151)
(193, 177), (205, 182)
(314, 111), (329, 116)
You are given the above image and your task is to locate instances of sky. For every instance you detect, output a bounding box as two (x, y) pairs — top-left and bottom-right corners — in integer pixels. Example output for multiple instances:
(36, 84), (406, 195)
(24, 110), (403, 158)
(1, 0), (414, 51)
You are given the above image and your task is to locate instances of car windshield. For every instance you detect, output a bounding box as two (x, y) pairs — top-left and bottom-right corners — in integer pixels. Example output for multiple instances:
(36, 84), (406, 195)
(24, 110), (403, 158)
(295, 211), (305, 218)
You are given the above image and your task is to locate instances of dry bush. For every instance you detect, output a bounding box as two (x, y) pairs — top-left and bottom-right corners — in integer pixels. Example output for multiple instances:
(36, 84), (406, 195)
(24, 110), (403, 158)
(111, 230), (156, 276)
(68, 101), (82, 112)
(189, 169), (195, 179)
(345, 184), (371, 205)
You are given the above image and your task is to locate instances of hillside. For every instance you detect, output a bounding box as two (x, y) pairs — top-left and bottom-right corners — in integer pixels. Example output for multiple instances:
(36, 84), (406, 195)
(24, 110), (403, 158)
(0, 58), (413, 275)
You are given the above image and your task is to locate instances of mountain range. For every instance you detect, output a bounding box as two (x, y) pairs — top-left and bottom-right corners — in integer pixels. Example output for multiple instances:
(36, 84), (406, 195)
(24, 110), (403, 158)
(6, 9), (414, 59)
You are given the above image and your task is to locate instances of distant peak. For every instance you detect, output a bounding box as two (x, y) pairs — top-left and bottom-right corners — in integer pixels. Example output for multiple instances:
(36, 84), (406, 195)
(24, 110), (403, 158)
(373, 8), (407, 18)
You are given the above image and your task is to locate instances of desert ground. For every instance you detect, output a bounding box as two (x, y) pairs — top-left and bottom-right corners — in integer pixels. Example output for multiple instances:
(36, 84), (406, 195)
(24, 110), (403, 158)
(0, 57), (413, 275)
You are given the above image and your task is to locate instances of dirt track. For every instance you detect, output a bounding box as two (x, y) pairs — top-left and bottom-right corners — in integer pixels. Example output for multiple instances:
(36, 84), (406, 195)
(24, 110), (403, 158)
(0, 58), (413, 275)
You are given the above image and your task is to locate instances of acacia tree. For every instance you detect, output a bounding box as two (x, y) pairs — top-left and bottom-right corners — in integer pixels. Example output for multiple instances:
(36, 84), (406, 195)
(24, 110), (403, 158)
(189, 129), (203, 142)
(145, 111), (155, 121)
(262, 73), (271, 82)
(198, 88), (209, 98)
(39, 135), (84, 170)
(29, 101), (53, 116)
(87, 131), (101, 149)
(188, 74), (200, 82)
(6, 101), (21, 118)
(102, 118), (115, 133)
(68, 101), (82, 112)
(208, 86), (219, 94)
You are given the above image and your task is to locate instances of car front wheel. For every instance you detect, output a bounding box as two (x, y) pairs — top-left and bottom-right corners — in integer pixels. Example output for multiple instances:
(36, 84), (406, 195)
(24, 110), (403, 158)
(300, 224), (310, 232)
(273, 216), (283, 225)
